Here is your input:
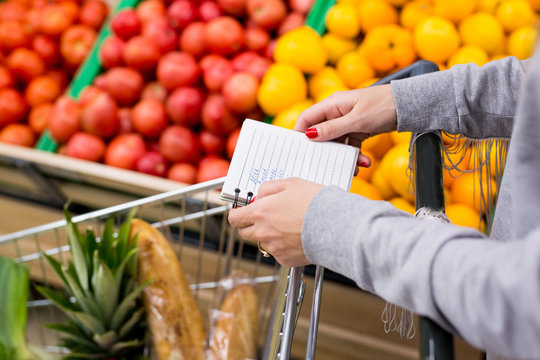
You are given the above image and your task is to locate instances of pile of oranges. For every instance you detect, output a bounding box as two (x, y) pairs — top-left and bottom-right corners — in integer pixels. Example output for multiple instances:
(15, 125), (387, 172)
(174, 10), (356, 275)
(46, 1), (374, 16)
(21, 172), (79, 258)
(260, 0), (538, 231)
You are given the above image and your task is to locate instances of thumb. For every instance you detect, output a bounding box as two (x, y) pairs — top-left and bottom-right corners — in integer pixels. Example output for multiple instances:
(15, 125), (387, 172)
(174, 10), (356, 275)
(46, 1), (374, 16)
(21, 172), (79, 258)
(305, 113), (354, 142)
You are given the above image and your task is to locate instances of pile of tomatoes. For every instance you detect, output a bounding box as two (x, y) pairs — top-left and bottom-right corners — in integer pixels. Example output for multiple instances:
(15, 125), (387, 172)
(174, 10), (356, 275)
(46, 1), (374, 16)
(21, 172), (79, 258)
(0, 0), (108, 147)
(46, 0), (314, 184)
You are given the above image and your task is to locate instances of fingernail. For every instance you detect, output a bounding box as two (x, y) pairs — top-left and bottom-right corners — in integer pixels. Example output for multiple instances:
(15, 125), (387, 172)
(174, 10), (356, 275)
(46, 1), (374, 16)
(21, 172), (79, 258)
(249, 196), (256, 204)
(360, 161), (368, 167)
(305, 127), (318, 139)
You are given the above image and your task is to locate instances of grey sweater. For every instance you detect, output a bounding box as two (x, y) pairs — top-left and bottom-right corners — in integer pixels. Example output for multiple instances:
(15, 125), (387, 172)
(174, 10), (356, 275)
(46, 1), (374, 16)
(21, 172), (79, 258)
(302, 53), (539, 358)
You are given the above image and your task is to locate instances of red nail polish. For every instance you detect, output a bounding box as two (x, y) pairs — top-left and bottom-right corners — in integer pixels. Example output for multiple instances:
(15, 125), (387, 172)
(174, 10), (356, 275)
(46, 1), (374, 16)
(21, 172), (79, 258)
(305, 127), (318, 139)
(249, 196), (256, 204)
(360, 161), (368, 167)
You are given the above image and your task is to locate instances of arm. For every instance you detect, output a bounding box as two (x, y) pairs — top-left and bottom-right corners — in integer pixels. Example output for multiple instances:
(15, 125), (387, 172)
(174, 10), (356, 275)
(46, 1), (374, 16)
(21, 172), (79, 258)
(392, 57), (529, 138)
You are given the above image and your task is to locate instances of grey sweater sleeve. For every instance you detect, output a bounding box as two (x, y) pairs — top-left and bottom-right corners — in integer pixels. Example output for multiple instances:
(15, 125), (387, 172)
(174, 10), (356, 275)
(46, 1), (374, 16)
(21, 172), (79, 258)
(391, 57), (528, 139)
(302, 187), (540, 358)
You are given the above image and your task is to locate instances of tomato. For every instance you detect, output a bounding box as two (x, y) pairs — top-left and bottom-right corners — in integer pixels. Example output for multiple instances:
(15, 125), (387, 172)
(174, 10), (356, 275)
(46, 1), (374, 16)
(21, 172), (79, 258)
(166, 86), (204, 127)
(0, 124), (35, 147)
(28, 103), (52, 134)
(198, 1), (223, 22)
(201, 93), (241, 136)
(217, 0), (246, 16)
(131, 99), (168, 138)
(167, 162), (197, 184)
(0, 21), (30, 51)
(179, 21), (206, 58)
(100, 35), (125, 69)
(118, 107), (133, 133)
(136, 150), (168, 177)
(278, 12), (305, 35)
(26, 8), (42, 36)
(48, 96), (81, 143)
(199, 130), (225, 155)
(205, 16), (244, 55)
(122, 35), (161, 71)
(226, 128), (241, 159)
(111, 9), (141, 41)
(201, 54), (234, 92)
(60, 25), (97, 67)
(245, 26), (270, 52)
(0, 88), (27, 128)
(141, 81), (167, 103)
(0, 67), (14, 89)
(64, 132), (106, 162)
(157, 51), (200, 91)
(32, 35), (60, 67)
(104, 67), (144, 106)
(247, 0), (286, 30)
(245, 56), (271, 80)
(167, 0), (198, 30)
(288, 0), (314, 14)
(105, 133), (147, 170)
(222, 71), (259, 113)
(39, 5), (74, 36)
(81, 91), (120, 138)
(57, 1), (79, 23)
(79, 85), (104, 106)
(0, 2), (27, 22)
(46, 69), (68, 89)
(78, 0), (108, 30)
(142, 17), (177, 53)
(197, 155), (230, 182)
(6, 48), (45, 83)
(159, 125), (201, 163)
(25, 75), (61, 106)
(232, 51), (259, 71)
(135, 0), (166, 25)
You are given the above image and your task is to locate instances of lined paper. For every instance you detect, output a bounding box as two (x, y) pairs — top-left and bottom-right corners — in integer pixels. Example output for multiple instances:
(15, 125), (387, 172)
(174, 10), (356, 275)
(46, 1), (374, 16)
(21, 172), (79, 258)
(221, 119), (359, 204)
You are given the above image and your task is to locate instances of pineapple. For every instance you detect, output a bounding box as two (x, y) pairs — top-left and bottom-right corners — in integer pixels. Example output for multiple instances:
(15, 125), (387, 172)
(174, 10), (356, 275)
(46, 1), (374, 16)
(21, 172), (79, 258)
(37, 209), (149, 360)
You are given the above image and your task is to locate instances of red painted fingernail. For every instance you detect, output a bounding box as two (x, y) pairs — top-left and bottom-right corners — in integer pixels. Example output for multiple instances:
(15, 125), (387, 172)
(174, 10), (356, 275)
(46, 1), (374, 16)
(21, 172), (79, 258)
(360, 161), (368, 167)
(305, 127), (318, 139)
(249, 196), (256, 204)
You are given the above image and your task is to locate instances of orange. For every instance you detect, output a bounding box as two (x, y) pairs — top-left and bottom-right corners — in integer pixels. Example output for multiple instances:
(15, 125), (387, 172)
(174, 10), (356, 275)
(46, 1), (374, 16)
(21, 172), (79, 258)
(357, 0), (399, 33)
(400, 0), (433, 31)
(371, 166), (397, 199)
(448, 45), (489, 68)
(433, 0), (478, 23)
(363, 24), (416, 73)
(414, 16), (461, 64)
(362, 132), (394, 158)
(387, 0), (409, 6)
(356, 149), (377, 181)
(478, 0), (502, 13)
(380, 142), (414, 202)
(326, 4), (361, 39)
(390, 131), (411, 145)
(315, 85), (351, 103)
(321, 33), (357, 64)
(273, 26), (328, 74)
(446, 203), (486, 231)
(459, 12), (504, 54)
(336, 51), (376, 88)
(350, 176), (383, 200)
(495, 0), (537, 33)
(308, 66), (347, 98)
(257, 63), (307, 116)
(389, 197), (416, 214)
(491, 54), (510, 60)
(358, 77), (380, 88)
(450, 172), (497, 213)
(272, 100), (314, 130)
(507, 26), (537, 60)
(527, 0), (540, 10)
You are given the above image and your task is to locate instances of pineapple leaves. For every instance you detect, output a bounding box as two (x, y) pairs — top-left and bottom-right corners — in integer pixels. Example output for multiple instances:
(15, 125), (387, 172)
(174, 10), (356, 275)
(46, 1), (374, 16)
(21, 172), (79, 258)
(93, 262), (117, 325)
(111, 280), (151, 331)
(118, 308), (145, 339)
(66, 218), (89, 293)
(100, 217), (114, 269)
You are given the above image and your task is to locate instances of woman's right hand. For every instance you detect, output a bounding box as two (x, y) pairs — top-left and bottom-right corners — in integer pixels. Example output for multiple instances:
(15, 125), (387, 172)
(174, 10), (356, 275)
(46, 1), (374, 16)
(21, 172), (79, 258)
(294, 84), (398, 166)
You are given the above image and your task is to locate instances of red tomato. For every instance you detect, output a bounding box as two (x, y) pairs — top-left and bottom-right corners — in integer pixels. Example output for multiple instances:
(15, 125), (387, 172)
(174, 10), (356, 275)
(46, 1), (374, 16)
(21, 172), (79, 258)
(231, 51), (259, 71)
(122, 36), (161, 71)
(197, 155), (229, 182)
(217, 0), (246, 16)
(197, 1), (222, 22)
(105, 133), (147, 170)
(159, 125), (201, 163)
(6, 48), (45, 83)
(28, 103), (52, 134)
(81, 91), (120, 138)
(245, 56), (271, 80)
(201, 54), (233, 92)
(79, 85), (103, 106)
(100, 35), (125, 69)
(136, 150), (168, 177)
(118, 107), (133, 134)
(201, 93), (241, 136)
(32, 35), (60, 67)
(78, 0), (108, 30)
(60, 25), (97, 67)
(288, 0), (314, 14)
(166, 86), (204, 127)
(167, 162), (197, 184)
(46, 69), (68, 89)
(167, 0), (198, 30)
(199, 130), (225, 155)
(0, 67), (14, 89)
(141, 81), (168, 103)
(131, 99), (168, 138)
(247, 0), (286, 30)
(222, 72), (259, 113)
(205, 16), (244, 56)
(48, 96), (80, 143)
(64, 132), (106, 162)
(0, 2), (27, 22)
(135, 0), (166, 25)
(39, 5), (74, 36)
(179, 21), (206, 58)
(142, 17), (177, 53)
(157, 52), (200, 91)
(104, 67), (144, 106)
(226, 128), (240, 159)
(111, 9), (141, 41)
(278, 12), (304, 35)
(25, 75), (62, 107)
(0, 88), (27, 128)
(245, 26), (270, 52)
(57, 1), (79, 23)
(0, 21), (30, 51)
(0, 123), (35, 147)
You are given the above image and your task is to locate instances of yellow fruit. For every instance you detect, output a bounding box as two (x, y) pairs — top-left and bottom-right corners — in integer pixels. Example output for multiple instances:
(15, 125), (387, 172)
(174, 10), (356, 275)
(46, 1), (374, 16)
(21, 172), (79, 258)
(387, 0), (408, 6)
(326, 4), (361, 39)
(527, 0), (540, 10)
(350, 176), (383, 200)
(446, 203), (486, 231)
(358, 77), (380, 88)
(448, 45), (489, 67)
(274, 26), (328, 74)
(478, 0), (502, 13)
(491, 54), (510, 60)
(272, 100), (314, 130)
(414, 16), (460, 63)
(433, 0), (478, 23)
(338, 0), (361, 4)
(459, 12), (504, 54)
(507, 26), (537, 60)
(356, 149), (376, 181)
(400, 0), (433, 31)
(315, 85), (351, 103)
(495, 0), (537, 33)
(389, 197), (416, 214)
(371, 167), (397, 199)
(308, 66), (347, 98)
(336, 51), (376, 88)
(390, 131), (411, 145)
(257, 63), (307, 116)
(321, 33), (357, 64)
(380, 142), (414, 202)
(357, 0), (399, 33)
(450, 172), (497, 213)
(363, 24), (416, 73)
(492, 34), (508, 57)
(362, 132), (394, 158)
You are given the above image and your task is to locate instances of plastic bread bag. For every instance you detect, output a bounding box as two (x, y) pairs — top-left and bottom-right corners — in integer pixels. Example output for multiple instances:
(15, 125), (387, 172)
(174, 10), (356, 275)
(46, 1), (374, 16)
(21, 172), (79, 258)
(207, 270), (259, 360)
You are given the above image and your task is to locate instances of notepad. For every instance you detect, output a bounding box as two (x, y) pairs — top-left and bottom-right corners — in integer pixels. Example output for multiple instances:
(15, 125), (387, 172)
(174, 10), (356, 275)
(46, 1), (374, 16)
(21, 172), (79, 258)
(221, 119), (359, 206)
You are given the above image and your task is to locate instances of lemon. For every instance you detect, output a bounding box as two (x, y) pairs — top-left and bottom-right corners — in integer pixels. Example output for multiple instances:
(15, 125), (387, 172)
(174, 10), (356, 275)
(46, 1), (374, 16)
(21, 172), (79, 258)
(257, 63), (307, 116)
(390, 131), (411, 145)
(414, 16), (461, 64)
(446, 203), (486, 231)
(308, 66), (347, 98)
(336, 51), (375, 88)
(389, 197), (416, 214)
(507, 26), (537, 60)
(459, 12), (504, 54)
(272, 100), (314, 130)
(326, 4), (361, 39)
(274, 26), (328, 74)
(371, 166), (397, 200)
(478, 0), (501, 12)
(433, 0), (478, 23)
(400, 0), (433, 31)
(448, 45), (489, 67)
(380, 142), (414, 202)
(315, 85), (350, 103)
(495, 0), (537, 32)
(322, 33), (357, 64)
(350, 176), (383, 200)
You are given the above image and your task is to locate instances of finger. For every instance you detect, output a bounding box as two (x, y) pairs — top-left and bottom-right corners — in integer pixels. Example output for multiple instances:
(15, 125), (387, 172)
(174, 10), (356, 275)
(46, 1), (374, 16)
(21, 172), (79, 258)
(305, 111), (359, 142)
(256, 178), (292, 199)
(294, 94), (353, 132)
(237, 225), (256, 242)
(357, 154), (372, 168)
(228, 207), (254, 229)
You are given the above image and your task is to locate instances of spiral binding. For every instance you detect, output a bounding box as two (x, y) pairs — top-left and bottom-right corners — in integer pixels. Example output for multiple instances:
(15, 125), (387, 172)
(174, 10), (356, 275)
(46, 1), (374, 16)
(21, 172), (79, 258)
(232, 188), (254, 209)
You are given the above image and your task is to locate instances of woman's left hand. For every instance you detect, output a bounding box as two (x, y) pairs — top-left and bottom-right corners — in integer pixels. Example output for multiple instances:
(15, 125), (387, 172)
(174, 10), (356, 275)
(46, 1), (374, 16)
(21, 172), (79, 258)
(228, 178), (324, 267)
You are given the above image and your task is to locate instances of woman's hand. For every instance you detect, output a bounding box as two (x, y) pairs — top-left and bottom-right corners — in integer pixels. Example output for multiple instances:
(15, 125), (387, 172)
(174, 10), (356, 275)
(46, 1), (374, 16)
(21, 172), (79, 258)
(295, 84), (397, 167)
(228, 178), (324, 267)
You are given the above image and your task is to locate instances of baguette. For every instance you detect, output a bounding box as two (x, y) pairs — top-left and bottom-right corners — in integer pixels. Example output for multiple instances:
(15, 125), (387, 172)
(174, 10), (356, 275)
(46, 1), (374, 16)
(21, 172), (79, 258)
(208, 283), (259, 360)
(130, 219), (206, 360)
